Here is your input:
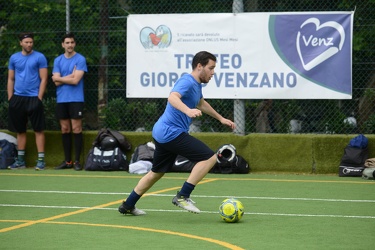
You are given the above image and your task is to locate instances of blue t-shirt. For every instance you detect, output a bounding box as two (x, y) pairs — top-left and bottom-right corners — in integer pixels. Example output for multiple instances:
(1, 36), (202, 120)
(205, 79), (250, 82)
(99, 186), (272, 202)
(53, 52), (87, 103)
(152, 74), (203, 143)
(8, 51), (48, 97)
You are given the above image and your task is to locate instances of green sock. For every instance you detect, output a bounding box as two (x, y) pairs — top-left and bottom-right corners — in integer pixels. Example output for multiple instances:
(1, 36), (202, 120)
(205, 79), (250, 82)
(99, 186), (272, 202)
(18, 150), (25, 162)
(38, 152), (45, 162)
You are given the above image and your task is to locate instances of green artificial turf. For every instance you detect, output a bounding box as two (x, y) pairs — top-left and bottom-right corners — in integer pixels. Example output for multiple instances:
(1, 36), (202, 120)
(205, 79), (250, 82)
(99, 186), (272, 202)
(0, 170), (374, 249)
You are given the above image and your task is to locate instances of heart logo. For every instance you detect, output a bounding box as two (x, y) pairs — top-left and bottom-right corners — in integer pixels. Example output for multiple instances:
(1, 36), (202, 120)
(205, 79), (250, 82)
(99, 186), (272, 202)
(140, 25), (172, 49)
(296, 18), (345, 71)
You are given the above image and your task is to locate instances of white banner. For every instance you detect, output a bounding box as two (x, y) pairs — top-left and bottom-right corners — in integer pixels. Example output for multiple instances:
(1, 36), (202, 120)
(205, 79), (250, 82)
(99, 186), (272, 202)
(127, 12), (353, 99)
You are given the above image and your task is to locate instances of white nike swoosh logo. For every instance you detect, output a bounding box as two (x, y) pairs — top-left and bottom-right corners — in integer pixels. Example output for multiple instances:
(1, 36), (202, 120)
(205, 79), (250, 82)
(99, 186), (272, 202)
(174, 159), (190, 166)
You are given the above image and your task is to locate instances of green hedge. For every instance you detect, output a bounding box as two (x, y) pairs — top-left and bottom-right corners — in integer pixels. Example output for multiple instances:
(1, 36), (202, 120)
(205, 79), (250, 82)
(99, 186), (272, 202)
(2, 130), (374, 174)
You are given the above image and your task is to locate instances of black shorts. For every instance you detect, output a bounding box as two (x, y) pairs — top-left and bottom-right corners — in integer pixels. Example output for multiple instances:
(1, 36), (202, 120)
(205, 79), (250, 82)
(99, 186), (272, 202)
(56, 102), (84, 120)
(8, 95), (46, 133)
(152, 132), (215, 173)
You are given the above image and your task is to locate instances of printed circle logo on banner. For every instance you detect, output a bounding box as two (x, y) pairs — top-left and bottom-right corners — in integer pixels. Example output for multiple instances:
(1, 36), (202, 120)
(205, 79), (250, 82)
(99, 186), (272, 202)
(140, 25), (172, 49)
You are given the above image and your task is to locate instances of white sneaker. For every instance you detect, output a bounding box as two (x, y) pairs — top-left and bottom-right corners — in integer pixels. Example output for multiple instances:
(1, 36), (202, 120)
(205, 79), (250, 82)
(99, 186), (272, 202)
(172, 194), (200, 214)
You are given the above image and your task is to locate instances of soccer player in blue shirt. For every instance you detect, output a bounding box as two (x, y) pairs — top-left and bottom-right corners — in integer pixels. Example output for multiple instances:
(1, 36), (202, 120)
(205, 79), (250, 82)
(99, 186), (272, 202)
(52, 33), (87, 171)
(119, 51), (236, 215)
(7, 32), (48, 170)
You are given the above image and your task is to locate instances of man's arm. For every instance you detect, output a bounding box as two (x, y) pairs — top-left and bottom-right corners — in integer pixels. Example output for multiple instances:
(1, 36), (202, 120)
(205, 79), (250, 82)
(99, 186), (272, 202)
(168, 91), (203, 118)
(38, 68), (48, 100)
(52, 72), (63, 86)
(7, 69), (15, 100)
(52, 69), (84, 86)
(197, 98), (236, 130)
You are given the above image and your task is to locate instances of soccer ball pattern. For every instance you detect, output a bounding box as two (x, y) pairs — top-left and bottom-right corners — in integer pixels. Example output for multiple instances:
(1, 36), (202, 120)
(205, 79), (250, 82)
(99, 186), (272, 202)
(219, 198), (244, 223)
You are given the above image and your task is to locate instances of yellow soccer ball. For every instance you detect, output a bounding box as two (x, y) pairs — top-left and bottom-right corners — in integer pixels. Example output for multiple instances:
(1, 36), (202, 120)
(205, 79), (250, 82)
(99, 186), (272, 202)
(219, 198), (244, 223)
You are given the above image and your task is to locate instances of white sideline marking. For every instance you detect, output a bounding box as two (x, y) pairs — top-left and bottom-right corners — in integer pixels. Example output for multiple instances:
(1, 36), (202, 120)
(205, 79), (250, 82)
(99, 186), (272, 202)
(0, 204), (374, 219)
(0, 189), (374, 203)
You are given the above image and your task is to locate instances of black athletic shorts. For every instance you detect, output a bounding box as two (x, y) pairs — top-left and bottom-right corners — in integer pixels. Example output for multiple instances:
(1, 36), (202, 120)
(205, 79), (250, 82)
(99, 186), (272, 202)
(8, 95), (46, 133)
(56, 102), (84, 120)
(151, 132), (215, 173)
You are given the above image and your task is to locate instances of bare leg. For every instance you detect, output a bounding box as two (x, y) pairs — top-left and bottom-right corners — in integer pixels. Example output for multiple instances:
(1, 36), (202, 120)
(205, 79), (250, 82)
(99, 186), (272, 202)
(134, 171), (165, 195)
(35, 131), (45, 153)
(71, 119), (82, 133)
(186, 154), (216, 185)
(16, 132), (27, 150)
(59, 119), (71, 133)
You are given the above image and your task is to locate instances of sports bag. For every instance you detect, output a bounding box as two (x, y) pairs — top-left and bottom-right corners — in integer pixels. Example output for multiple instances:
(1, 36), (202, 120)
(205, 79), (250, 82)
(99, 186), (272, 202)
(340, 145), (369, 168)
(84, 146), (129, 171)
(0, 139), (17, 169)
(216, 144), (236, 163)
(349, 134), (368, 149)
(170, 154), (250, 174)
(339, 134), (369, 177)
(92, 128), (132, 153)
(362, 167), (375, 180)
(211, 155), (250, 174)
(364, 158), (375, 168)
(130, 142), (155, 163)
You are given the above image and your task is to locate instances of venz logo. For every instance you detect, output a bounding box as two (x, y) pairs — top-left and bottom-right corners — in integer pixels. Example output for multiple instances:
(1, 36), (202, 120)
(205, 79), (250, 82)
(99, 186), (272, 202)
(296, 18), (345, 71)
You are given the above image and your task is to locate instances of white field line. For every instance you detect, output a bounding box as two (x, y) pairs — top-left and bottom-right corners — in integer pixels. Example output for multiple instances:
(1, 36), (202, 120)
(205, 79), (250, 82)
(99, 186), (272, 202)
(0, 204), (374, 219)
(0, 189), (374, 203)
(1, 190), (374, 219)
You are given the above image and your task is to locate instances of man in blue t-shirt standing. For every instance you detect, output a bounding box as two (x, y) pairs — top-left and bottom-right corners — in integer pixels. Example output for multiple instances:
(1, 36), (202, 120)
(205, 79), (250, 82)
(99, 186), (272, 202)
(52, 33), (87, 171)
(7, 32), (48, 170)
(119, 51), (236, 215)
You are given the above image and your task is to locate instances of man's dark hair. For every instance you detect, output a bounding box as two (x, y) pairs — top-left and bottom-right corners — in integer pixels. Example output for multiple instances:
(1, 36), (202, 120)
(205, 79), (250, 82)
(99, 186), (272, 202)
(62, 32), (75, 42)
(192, 51), (216, 70)
(19, 32), (34, 41)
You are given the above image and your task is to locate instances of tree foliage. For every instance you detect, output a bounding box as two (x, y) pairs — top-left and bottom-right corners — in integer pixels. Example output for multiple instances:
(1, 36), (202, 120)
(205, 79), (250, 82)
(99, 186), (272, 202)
(0, 0), (374, 132)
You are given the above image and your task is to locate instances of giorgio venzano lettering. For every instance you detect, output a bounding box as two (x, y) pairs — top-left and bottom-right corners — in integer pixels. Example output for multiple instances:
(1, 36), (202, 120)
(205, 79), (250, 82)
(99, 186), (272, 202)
(139, 54), (297, 88)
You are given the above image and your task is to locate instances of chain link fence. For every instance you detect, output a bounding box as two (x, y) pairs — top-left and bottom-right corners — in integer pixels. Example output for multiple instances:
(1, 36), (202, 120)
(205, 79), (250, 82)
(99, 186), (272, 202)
(1, 0), (374, 134)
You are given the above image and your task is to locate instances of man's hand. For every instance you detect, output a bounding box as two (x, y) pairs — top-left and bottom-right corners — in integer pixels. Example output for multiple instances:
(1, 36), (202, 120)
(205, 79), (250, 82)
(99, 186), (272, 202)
(186, 109), (202, 118)
(220, 118), (236, 130)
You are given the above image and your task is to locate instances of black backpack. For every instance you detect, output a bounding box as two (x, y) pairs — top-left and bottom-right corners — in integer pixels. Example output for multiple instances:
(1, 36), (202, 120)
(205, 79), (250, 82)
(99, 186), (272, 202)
(211, 155), (251, 174)
(0, 139), (17, 169)
(130, 143), (155, 163)
(339, 134), (369, 177)
(92, 128), (132, 153)
(84, 129), (131, 171)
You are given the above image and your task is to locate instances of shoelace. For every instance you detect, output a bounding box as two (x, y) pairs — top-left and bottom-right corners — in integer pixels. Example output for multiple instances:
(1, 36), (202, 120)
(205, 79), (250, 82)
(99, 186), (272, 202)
(185, 198), (196, 204)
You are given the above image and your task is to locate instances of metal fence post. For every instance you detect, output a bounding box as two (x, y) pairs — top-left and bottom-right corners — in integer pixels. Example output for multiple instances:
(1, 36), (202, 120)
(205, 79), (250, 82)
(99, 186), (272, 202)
(233, 0), (245, 135)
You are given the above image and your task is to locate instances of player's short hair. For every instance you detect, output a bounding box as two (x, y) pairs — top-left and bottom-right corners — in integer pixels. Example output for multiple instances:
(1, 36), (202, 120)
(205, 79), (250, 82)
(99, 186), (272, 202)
(19, 32), (34, 41)
(62, 32), (75, 42)
(192, 51), (217, 70)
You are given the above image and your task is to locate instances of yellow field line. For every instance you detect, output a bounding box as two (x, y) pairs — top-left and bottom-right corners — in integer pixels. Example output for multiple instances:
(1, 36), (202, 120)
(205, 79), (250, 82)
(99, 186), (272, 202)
(0, 177), (245, 249)
(0, 219), (244, 250)
(0, 178), (218, 233)
(50, 221), (245, 250)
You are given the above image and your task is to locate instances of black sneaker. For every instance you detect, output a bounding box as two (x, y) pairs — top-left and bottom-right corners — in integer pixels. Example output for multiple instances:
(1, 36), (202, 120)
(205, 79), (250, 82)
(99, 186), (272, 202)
(8, 160), (26, 170)
(55, 161), (73, 170)
(118, 201), (146, 216)
(74, 161), (82, 171)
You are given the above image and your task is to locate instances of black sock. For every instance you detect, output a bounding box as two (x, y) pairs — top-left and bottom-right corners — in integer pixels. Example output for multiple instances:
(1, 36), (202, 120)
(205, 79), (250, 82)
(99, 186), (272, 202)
(62, 133), (72, 162)
(178, 182), (195, 198)
(74, 132), (83, 162)
(124, 190), (142, 209)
